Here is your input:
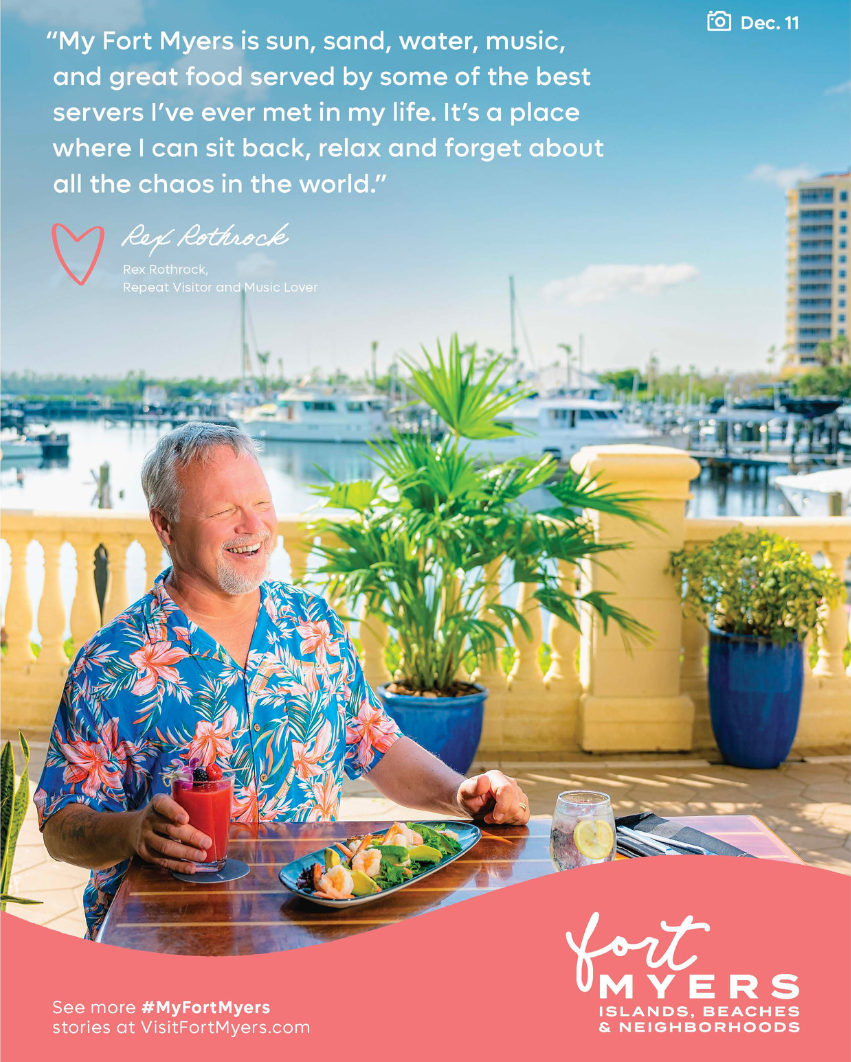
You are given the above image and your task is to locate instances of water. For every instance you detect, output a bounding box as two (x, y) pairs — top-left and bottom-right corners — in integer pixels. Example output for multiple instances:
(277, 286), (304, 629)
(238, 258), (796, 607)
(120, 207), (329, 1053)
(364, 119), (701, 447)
(0, 419), (796, 518)
(549, 820), (617, 871)
(0, 419), (376, 514)
(0, 420), (796, 645)
(550, 789), (617, 870)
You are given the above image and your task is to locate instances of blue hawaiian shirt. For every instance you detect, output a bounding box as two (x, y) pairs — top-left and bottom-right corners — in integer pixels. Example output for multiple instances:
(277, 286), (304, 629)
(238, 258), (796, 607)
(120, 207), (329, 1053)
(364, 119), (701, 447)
(35, 571), (401, 938)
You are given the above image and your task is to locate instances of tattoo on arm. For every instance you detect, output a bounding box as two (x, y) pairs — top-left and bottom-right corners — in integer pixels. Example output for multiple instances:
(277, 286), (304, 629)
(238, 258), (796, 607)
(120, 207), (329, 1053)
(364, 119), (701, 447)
(60, 807), (95, 847)
(44, 804), (131, 869)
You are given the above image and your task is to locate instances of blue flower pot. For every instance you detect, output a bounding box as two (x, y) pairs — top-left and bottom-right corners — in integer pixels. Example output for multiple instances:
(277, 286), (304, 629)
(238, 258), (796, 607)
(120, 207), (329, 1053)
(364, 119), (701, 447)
(377, 684), (487, 775)
(707, 627), (804, 769)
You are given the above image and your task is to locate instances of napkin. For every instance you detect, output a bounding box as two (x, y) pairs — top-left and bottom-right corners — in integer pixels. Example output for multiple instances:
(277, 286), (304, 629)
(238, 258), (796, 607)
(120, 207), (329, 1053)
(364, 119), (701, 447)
(615, 812), (756, 858)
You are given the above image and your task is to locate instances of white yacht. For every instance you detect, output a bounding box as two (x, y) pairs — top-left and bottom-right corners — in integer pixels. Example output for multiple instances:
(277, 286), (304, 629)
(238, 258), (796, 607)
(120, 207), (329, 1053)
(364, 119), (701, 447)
(0, 430), (42, 460)
(465, 396), (659, 461)
(775, 467), (851, 517)
(238, 389), (389, 443)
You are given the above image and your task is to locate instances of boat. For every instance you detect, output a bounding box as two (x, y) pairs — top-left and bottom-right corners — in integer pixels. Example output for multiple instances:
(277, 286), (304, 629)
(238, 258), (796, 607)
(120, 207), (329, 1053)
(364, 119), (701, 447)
(238, 389), (389, 443)
(0, 430), (43, 460)
(26, 426), (70, 458)
(775, 467), (851, 517)
(465, 396), (658, 462)
(708, 391), (846, 419)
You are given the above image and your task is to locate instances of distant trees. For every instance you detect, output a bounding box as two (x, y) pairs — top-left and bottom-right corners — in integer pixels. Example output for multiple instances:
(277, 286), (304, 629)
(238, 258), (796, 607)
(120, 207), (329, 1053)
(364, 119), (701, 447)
(793, 365), (851, 398)
(812, 335), (851, 368)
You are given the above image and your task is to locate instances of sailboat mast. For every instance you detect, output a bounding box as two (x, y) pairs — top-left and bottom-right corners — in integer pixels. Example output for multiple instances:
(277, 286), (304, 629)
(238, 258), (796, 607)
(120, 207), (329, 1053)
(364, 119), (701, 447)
(509, 275), (518, 360)
(240, 288), (247, 383)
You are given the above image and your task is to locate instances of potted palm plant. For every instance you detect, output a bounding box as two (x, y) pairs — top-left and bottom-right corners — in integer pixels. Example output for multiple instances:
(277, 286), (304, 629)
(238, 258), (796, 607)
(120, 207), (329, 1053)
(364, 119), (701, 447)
(310, 337), (653, 773)
(669, 527), (844, 769)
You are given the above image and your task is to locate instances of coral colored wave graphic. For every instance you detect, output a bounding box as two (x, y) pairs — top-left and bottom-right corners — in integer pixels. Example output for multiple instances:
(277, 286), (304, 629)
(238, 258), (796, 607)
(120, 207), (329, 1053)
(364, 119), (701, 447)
(1, 857), (848, 1061)
(51, 223), (104, 285)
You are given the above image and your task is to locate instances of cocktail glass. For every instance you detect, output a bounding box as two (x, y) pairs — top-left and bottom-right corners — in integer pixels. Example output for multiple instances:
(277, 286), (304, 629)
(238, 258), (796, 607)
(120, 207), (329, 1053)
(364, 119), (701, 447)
(171, 768), (235, 872)
(550, 790), (616, 870)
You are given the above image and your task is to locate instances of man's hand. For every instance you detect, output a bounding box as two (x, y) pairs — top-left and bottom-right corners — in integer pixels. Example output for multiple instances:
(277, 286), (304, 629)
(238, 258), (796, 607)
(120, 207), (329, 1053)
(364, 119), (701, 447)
(128, 794), (211, 874)
(457, 771), (530, 825)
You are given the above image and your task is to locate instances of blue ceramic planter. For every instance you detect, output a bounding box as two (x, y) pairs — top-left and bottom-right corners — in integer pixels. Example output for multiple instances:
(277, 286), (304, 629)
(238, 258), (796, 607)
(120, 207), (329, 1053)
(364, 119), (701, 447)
(707, 627), (804, 769)
(377, 684), (487, 775)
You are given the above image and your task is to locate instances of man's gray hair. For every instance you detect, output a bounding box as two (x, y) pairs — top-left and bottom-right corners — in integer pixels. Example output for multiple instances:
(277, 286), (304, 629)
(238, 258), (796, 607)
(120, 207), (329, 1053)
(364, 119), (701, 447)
(141, 422), (260, 523)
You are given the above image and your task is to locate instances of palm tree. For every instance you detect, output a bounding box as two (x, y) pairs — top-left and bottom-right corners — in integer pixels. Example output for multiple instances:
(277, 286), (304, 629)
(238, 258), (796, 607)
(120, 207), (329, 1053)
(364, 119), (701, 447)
(310, 336), (654, 695)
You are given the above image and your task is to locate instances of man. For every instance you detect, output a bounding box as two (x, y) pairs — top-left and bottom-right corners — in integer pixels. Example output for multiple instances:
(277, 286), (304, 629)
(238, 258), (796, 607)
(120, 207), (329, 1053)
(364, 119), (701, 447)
(35, 423), (529, 938)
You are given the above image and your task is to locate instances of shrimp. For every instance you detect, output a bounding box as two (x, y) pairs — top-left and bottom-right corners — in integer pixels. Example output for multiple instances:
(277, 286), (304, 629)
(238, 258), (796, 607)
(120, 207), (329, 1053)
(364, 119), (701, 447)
(352, 848), (382, 878)
(316, 864), (354, 899)
(383, 822), (421, 848)
(347, 837), (364, 856)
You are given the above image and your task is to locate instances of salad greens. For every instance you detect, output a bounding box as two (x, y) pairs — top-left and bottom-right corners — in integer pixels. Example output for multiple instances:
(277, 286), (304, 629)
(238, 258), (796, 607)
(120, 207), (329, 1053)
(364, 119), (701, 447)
(293, 821), (465, 901)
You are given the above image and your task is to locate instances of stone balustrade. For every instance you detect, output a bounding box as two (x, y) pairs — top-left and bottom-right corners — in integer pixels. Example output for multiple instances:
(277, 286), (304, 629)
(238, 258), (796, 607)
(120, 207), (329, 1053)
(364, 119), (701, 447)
(2, 446), (849, 754)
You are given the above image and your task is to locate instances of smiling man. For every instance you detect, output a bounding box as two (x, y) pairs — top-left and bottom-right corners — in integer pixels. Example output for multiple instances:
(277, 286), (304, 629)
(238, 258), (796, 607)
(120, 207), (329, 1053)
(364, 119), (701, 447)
(35, 423), (529, 938)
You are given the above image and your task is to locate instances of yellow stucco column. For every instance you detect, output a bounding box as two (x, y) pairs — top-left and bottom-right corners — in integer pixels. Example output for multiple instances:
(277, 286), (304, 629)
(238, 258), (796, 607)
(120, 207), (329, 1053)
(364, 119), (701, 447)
(570, 445), (701, 752)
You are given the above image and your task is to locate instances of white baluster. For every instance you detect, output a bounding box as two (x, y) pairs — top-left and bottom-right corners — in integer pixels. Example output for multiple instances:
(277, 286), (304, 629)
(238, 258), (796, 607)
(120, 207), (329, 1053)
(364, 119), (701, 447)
(813, 543), (851, 689)
(507, 577), (546, 695)
(68, 533), (101, 648)
(472, 558), (508, 756)
(35, 532), (69, 668)
(2, 532), (35, 667)
(102, 534), (130, 623)
(141, 533), (166, 589)
(544, 560), (582, 696)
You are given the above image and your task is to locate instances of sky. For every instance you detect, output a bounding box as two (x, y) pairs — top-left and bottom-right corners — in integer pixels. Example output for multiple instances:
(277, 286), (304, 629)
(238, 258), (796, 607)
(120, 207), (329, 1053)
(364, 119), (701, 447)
(1, 0), (849, 381)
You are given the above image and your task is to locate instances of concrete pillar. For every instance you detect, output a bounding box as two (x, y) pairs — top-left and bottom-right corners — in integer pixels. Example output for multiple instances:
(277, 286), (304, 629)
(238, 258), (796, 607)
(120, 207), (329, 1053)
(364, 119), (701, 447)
(569, 445), (701, 752)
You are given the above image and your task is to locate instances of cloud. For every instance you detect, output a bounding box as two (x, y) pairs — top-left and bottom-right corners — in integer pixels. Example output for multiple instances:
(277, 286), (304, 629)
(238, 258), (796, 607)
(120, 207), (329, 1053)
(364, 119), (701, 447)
(4, 0), (143, 30)
(542, 264), (699, 306)
(825, 80), (851, 95)
(747, 163), (816, 190)
(236, 253), (277, 278)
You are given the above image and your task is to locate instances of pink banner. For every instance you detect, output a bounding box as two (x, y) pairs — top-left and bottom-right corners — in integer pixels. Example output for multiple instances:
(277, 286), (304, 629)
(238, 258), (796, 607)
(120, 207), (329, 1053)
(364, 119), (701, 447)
(3, 856), (848, 1060)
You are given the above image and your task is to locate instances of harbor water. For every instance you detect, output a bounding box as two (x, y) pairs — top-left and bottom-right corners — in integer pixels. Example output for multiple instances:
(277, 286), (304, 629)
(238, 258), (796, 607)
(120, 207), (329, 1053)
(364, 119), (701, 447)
(0, 419), (797, 646)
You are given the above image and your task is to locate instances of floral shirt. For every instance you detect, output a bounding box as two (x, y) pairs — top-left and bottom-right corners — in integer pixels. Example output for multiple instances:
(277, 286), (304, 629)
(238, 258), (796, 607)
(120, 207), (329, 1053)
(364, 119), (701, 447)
(34, 571), (401, 939)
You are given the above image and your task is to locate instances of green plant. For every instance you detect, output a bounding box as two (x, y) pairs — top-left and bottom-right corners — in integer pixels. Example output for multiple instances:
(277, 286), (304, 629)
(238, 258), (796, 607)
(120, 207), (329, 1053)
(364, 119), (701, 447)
(309, 336), (654, 696)
(1, 732), (42, 911)
(669, 527), (845, 647)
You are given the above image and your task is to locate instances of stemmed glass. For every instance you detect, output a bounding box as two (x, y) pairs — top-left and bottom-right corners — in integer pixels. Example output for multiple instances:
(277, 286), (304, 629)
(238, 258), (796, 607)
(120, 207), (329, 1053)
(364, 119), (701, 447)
(550, 790), (616, 870)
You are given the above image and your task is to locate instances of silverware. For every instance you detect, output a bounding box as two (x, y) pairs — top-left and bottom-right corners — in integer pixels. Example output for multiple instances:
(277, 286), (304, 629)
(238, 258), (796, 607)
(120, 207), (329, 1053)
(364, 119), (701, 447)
(654, 834), (717, 855)
(616, 826), (682, 855)
(617, 825), (715, 856)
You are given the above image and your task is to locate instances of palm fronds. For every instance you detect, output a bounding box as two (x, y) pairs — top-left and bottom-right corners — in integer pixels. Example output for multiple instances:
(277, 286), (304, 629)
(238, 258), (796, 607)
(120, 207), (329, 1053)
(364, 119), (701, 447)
(307, 338), (655, 693)
(402, 335), (533, 440)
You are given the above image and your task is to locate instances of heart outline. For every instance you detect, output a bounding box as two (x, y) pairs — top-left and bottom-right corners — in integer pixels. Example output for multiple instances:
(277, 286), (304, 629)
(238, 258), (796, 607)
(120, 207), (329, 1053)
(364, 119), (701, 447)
(52, 223), (105, 286)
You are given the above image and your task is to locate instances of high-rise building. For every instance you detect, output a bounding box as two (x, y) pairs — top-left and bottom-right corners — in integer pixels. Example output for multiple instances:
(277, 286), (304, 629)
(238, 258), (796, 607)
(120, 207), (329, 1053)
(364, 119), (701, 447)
(784, 170), (851, 370)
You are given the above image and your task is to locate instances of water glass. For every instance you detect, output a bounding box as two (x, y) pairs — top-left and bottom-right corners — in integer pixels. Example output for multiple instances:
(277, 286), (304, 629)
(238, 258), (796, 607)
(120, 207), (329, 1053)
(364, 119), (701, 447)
(550, 790), (616, 870)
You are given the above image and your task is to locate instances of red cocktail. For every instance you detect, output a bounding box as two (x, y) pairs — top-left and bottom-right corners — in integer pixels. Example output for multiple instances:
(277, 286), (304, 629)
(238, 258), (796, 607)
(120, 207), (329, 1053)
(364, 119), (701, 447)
(171, 768), (234, 872)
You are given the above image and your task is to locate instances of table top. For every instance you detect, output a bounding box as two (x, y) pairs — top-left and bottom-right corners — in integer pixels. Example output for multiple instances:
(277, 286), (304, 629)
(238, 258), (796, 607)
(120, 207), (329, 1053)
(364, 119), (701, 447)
(98, 814), (803, 956)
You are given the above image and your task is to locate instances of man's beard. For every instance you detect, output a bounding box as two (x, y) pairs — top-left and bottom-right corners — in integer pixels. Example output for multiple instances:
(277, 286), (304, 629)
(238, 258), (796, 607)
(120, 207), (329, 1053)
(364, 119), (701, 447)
(215, 533), (273, 595)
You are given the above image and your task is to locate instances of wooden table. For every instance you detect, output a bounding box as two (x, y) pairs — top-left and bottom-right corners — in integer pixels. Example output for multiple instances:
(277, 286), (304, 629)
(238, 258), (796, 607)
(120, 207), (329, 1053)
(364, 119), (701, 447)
(98, 815), (802, 956)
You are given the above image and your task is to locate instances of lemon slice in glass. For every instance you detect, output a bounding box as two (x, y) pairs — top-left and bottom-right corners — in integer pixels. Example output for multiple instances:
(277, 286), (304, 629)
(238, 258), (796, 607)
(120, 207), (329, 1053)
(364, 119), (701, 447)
(574, 818), (614, 860)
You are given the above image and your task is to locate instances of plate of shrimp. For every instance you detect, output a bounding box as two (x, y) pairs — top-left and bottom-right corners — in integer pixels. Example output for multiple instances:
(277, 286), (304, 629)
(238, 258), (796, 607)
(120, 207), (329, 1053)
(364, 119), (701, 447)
(279, 821), (481, 907)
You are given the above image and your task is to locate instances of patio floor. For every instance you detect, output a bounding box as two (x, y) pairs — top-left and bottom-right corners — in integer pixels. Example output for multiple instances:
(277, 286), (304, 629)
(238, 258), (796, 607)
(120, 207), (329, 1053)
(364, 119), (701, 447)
(5, 730), (849, 940)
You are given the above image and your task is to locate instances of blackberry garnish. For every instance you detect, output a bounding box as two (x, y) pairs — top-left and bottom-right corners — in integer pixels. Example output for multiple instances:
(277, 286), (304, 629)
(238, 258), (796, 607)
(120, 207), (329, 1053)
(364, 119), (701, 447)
(192, 767), (208, 783)
(295, 865), (315, 892)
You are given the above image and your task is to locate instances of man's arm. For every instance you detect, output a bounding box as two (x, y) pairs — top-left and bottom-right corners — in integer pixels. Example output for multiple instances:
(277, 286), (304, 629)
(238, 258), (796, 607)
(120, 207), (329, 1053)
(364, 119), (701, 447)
(42, 795), (213, 874)
(365, 736), (530, 825)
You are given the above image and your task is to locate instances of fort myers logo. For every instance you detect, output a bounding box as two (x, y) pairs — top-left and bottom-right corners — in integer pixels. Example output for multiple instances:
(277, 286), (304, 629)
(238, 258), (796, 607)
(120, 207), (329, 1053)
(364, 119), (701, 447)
(52, 223), (104, 285)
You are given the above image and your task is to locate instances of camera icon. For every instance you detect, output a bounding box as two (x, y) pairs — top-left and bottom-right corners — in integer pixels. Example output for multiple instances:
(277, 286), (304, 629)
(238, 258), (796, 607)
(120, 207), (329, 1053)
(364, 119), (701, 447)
(707, 10), (732, 30)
